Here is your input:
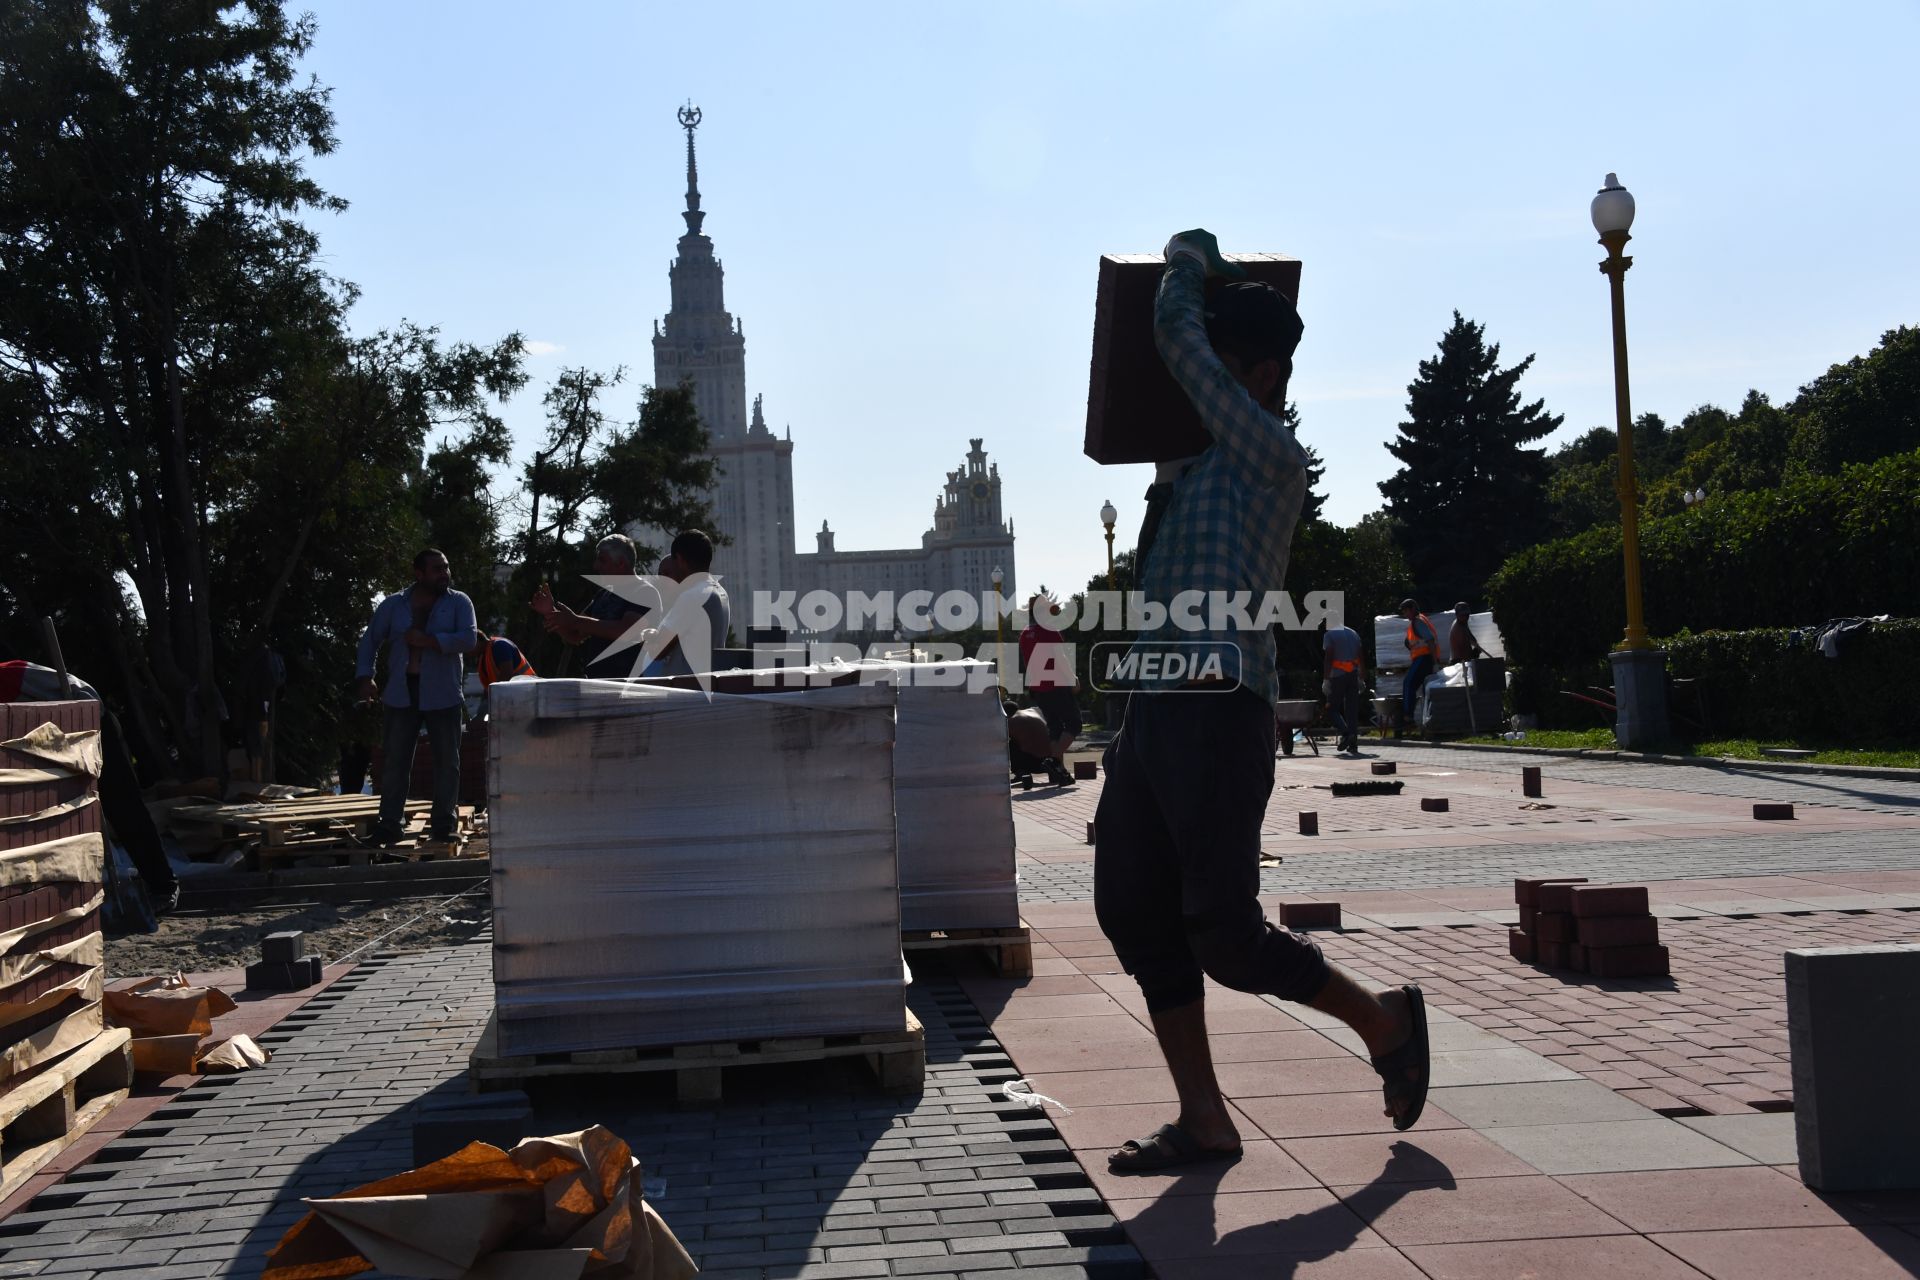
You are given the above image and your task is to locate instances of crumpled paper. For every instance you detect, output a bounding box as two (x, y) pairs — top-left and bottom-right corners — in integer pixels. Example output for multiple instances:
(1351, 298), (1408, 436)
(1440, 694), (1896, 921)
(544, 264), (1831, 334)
(198, 1033), (271, 1073)
(263, 1125), (697, 1280)
(104, 973), (238, 1037)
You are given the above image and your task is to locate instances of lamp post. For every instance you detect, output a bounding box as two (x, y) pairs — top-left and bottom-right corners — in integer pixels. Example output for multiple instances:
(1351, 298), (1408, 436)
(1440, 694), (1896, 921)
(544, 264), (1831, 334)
(1100, 499), (1118, 592)
(1592, 172), (1669, 746)
(991, 565), (1005, 693)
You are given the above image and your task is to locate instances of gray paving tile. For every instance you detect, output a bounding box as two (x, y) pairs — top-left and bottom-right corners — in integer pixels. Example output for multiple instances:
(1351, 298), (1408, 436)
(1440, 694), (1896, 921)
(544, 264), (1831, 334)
(1677, 1111), (1801, 1165)
(1429, 1079), (1660, 1128)
(1484, 1118), (1757, 1173)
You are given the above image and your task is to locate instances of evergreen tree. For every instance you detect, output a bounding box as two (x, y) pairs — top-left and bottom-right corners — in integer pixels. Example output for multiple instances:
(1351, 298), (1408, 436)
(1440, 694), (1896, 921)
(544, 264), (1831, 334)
(1379, 312), (1560, 608)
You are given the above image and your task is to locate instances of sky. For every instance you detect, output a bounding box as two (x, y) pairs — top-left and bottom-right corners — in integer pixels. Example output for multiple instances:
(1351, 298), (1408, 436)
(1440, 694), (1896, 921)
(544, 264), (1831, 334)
(293, 0), (1920, 602)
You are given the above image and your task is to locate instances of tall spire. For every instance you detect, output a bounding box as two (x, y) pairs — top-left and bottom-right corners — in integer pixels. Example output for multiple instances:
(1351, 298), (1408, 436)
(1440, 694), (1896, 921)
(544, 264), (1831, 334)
(678, 101), (705, 236)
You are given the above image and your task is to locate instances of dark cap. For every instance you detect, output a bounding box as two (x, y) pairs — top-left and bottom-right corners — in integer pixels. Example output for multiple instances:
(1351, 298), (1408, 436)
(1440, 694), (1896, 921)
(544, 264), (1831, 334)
(1205, 282), (1304, 368)
(1399, 598), (1420, 612)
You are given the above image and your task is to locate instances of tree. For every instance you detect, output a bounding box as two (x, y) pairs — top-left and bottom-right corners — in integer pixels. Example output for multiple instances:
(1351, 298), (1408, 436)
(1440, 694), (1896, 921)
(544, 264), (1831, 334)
(1788, 325), (1920, 473)
(0, 2), (526, 781)
(1378, 312), (1561, 608)
(505, 376), (722, 671)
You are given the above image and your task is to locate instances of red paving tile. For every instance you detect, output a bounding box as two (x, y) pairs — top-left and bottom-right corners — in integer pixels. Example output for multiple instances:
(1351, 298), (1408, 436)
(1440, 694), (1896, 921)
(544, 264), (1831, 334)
(1051, 1100), (1264, 1156)
(1239, 1091), (1464, 1140)
(1148, 1249), (1429, 1278)
(1213, 1055), (1384, 1098)
(1109, 1187), (1386, 1259)
(1334, 1174), (1634, 1245)
(1281, 1130), (1539, 1186)
(1650, 1225), (1920, 1279)
(1401, 1234), (1710, 1279)
(1207, 1029), (1353, 1062)
(1557, 1166), (1858, 1233)
(1023, 1066), (1178, 1107)
(1084, 1138), (1321, 1201)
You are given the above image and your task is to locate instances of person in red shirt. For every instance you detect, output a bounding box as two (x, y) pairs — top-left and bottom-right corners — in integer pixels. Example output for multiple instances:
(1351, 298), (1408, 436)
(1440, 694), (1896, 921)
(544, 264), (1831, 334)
(1018, 592), (1080, 787)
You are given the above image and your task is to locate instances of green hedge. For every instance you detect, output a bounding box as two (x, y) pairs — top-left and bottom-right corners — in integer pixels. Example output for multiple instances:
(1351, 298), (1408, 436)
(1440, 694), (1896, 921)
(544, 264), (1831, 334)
(1665, 620), (1920, 744)
(1488, 448), (1920, 670)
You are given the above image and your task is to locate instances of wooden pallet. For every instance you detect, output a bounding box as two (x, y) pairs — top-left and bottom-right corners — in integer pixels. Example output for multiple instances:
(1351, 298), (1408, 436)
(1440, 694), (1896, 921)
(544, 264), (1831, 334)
(470, 1010), (925, 1103)
(0, 1028), (133, 1199)
(901, 923), (1032, 979)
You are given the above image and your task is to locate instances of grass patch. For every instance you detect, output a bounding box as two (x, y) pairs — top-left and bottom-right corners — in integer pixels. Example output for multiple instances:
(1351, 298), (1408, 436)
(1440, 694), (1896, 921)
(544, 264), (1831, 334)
(1687, 740), (1920, 769)
(1455, 730), (1920, 768)
(1458, 728), (1615, 750)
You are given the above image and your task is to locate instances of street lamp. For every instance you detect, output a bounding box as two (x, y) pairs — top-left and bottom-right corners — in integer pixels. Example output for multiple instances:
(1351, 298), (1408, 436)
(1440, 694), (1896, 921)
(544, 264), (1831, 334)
(1592, 172), (1649, 652)
(1592, 172), (1668, 746)
(991, 565), (1005, 693)
(1100, 499), (1118, 592)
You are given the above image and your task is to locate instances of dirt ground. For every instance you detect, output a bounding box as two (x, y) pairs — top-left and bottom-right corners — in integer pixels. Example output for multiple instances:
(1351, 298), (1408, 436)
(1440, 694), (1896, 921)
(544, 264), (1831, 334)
(106, 886), (494, 978)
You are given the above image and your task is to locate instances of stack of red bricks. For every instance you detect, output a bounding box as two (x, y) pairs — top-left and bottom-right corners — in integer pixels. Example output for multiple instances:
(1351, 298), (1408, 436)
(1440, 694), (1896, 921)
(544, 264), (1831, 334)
(1510, 877), (1669, 978)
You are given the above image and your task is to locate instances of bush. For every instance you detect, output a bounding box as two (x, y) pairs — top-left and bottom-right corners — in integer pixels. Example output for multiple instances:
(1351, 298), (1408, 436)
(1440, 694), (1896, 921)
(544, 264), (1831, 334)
(1488, 448), (1920, 670)
(1665, 620), (1920, 744)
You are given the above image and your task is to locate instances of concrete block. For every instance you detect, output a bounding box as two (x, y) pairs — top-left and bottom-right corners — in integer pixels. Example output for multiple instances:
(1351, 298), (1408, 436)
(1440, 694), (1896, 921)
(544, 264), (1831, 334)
(1585, 944), (1669, 979)
(245, 956), (321, 993)
(1371, 761), (1397, 775)
(412, 1090), (533, 1166)
(261, 931), (304, 964)
(1420, 797), (1449, 813)
(1522, 765), (1542, 798)
(1567, 945), (1589, 973)
(1787, 944), (1920, 1190)
(1537, 882), (1588, 912)
(1074, 760), (1098, 781)
(1085, 820), (1095, 845)
(1508, 928), (1536, 963)
(1571, 885), (1650, 918)
(1519, 906), (1538, 933)
(1754, 803), (1796, 821)
(1515, 876), (1588, 908)
(1279, 901), (1341, 930)
(1537, 941), (1571, 969)
(1577, 915), (1660, 948)
(1298, 811), (1318, 836)
(1535, 912), (1575, 943)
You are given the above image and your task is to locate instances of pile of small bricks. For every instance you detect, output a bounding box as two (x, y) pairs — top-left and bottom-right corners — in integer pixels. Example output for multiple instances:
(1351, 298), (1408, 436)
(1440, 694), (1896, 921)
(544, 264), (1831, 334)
(1510, 876), (1669, 978)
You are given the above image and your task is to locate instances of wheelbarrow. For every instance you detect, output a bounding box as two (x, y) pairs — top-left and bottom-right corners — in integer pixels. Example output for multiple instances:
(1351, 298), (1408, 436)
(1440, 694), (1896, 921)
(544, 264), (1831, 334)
(1274, 700), (1321, 757)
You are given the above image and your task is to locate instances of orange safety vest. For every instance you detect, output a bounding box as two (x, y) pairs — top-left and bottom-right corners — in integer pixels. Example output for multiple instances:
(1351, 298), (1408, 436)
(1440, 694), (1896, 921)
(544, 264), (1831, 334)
(1405, 615), (1437, 661)
(1331, 656), (1357, 673)
(476, 637), (536, 689)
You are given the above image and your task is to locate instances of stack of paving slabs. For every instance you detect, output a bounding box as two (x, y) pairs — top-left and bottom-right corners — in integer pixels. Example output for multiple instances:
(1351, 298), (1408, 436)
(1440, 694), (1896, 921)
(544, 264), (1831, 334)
(1510, 877), (1668, 977)
(103, 974), (269, 1076)
(0, 702), (111, 1094)
(487, 679), (906, 1057)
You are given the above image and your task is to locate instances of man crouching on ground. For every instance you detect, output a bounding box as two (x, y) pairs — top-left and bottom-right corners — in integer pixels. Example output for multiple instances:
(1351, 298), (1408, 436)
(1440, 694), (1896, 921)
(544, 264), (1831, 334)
(1094, 230), (1431, 1173)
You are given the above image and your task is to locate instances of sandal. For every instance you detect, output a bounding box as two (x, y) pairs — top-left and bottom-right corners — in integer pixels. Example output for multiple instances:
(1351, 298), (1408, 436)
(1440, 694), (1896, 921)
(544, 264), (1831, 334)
(1107, 1123), (1242, 1173)
(1370, 985), (1430, 1132)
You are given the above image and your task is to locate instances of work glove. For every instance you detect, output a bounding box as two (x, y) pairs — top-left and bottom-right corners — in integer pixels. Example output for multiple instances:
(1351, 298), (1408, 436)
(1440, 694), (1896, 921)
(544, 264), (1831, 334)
(1164, 228), (1246, 280)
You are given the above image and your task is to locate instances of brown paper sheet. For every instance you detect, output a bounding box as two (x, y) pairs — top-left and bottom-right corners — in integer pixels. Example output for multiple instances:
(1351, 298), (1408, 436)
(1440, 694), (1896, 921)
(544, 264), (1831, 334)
(264, 1126), (697, 1280)
(198, 1033), (271, 1072)
(104, 974), (239, 1037)
(130, 1032), (204, 1076)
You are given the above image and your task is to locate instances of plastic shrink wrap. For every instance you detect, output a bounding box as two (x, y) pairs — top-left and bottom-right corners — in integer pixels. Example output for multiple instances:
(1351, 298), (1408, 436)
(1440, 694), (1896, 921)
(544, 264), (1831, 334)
(487, 679), (904, 1057)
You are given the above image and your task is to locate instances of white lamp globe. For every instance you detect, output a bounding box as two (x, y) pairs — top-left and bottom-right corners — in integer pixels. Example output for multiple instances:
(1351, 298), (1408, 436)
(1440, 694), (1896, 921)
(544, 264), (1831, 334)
(1591, 173), (1636, 236)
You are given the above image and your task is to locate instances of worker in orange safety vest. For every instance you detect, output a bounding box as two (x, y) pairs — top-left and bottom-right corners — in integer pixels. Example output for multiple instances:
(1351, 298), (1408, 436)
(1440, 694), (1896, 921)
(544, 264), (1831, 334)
(474, 633), (536, 691)
(1396, 599), (1440, 738)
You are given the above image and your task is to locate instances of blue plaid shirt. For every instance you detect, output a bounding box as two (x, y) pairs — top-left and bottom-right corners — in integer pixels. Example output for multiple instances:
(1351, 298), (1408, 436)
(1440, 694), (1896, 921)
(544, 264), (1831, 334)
(1129, 253), (1309, 706)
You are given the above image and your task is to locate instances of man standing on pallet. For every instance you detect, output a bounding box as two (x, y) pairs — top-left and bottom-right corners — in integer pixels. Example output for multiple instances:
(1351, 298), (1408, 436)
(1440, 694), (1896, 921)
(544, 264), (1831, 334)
(1095, 231), (1430, 1172)
(355, 548), (478, 847)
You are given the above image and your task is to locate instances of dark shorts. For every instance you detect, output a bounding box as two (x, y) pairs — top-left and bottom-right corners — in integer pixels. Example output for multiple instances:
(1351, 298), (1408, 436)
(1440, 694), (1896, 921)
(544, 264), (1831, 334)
(1030, 687), (1082, 741)
(1094, 689), (1331, 1012)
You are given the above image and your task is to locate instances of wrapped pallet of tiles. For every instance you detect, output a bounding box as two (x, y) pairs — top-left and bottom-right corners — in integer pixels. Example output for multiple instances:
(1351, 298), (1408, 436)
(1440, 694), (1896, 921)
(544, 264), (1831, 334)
(634, 659), (1020, 933)
(0, 700), (112, 1104)
(487, 678), (905, 1057)
(853, 660), (1018, 932)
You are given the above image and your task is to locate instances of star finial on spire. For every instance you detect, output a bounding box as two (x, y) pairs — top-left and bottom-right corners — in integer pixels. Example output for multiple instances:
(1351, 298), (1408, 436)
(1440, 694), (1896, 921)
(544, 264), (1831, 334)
(678, 101), (705, 236)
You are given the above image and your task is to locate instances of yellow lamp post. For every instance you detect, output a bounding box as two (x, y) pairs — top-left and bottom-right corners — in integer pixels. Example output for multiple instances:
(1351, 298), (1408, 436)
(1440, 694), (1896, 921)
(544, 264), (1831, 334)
(990, 565), (1005, 692)
(1592, 172), (1669, 746)
(1592, 173), (1650, 651)
(1100, 499), (1118, 592)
